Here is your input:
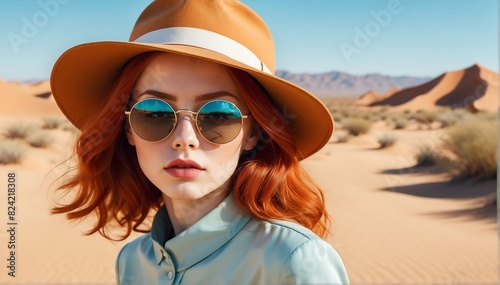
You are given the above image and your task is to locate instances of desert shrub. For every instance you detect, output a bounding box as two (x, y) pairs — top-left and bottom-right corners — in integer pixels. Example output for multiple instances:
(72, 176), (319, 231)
(414, 144), (440, 166)
(377, 133), (397, 148)
(345, 109), (361, 118)
(403, 111), (416, 121)
(379, 106), (389, 113)
(329, 107), (339, 115)
(0, 140), (27, 164)
(61, 122), (78, 132)
(369, 111), (386, 122)
(362, 113), (374, 121)
(27, 131), (54, 148)
(441, 119), (497, 179)
(378, 113), (388, 121)
(4, 122), (39, 139)
(42, 115), (68, 129)
(340, 109), (353, 118)
(332, 113), (344, 123)
(342, 118), (372, 136)
(391, 114), (409, 129)
(413, 109), (438, 125)
(438, 108), (471, 128)
(475, 110), (497, 122)
(335, 133), (351, 143)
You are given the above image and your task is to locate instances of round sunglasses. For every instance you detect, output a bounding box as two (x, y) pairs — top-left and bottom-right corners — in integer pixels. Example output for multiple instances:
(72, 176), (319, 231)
(125, 98), (250, 144)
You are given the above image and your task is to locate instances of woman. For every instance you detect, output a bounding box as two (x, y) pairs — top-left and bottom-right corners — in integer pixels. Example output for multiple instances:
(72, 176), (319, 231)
(50, 0), (349, 284)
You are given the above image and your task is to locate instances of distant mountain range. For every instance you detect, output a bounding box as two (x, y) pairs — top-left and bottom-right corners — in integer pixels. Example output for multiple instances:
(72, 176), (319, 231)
(276, 70), (432, 97)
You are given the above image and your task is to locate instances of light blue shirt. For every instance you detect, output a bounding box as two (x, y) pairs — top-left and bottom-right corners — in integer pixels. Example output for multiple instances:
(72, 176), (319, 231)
(116, 193), (349, 284)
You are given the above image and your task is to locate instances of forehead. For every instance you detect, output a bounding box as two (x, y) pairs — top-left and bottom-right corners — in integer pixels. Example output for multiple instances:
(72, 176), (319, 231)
(133, 53), (242, 102)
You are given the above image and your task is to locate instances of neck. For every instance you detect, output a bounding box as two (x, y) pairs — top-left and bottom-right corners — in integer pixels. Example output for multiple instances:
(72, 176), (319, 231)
(162, 187), (230, 236)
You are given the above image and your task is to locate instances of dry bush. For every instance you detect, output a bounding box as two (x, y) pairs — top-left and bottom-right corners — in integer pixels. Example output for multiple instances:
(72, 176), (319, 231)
(438, 108), (472, 128)
(0, 140), (27, 164)
(368, 112), (385, 122)
(332, 113), (344, 124)
(389, 113), (409, 129)
(414, 144), (440, 166)
(413, 109), (439, 125)
(342, 118), (372, 136)
(335, 133), (351, 143)
(475, 110), (497, 122)
(42, 115), (69, 129)
(27, 131), (54, 148)
(340, 109), (353, 118)
(441, 118), (497, 179)
(360, 110), (381, 122)
(377, 112), (388, 121)
(4, 122), (39, 139)
(344, 109), (361, 118)
(403, 110), (415, 121)
(362, 113), (375, 122)
(61, 122), (78, 132)
(377, 133), (397, 148)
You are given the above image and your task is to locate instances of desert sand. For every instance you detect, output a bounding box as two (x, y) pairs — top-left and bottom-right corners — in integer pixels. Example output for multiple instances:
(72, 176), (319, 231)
(0, 77), (497, 284)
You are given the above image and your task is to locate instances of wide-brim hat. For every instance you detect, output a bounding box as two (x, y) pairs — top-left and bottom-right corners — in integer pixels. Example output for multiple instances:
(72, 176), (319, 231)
(50, 0), (334, 160)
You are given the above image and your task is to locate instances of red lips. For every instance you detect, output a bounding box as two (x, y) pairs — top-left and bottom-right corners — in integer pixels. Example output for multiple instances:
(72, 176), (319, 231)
(165, 159), (204, 178)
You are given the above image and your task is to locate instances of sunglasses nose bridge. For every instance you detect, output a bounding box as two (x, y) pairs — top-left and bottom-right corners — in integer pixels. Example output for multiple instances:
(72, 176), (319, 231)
(175, 109), (199, 124)
(174, 109), (202, 131)
(176, 109), (197, 117)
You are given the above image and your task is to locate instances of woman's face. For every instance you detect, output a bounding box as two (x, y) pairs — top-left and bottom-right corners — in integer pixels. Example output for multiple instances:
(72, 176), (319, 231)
(126, 53), (257, 202)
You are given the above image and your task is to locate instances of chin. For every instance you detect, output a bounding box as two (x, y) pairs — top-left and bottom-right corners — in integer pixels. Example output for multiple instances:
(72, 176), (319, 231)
(161, 184), (213, 200)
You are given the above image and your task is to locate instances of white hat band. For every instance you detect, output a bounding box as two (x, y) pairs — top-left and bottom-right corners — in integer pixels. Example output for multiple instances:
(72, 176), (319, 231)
(134, 27), (272, 74)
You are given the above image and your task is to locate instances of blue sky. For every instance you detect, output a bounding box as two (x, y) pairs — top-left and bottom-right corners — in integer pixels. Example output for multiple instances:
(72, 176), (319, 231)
(0, 0), (498, 81)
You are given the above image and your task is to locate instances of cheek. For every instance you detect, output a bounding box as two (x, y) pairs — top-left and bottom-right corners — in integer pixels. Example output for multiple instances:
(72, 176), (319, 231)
(133, 140), (165, 170)
(205, 148), (241, 187)
(205, 139), (244, 174)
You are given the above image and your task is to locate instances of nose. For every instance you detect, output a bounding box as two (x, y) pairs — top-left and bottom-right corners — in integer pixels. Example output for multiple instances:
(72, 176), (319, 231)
(171, 113), (200, 150)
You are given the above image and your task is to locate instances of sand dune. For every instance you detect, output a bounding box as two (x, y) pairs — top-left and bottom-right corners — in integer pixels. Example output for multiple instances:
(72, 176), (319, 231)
(356, 90), (381, 106)
(369, 64), (499, 111)
(472, 65), (500, 111)
(356, 88), (400, 106)
(0, 80), (63, 116)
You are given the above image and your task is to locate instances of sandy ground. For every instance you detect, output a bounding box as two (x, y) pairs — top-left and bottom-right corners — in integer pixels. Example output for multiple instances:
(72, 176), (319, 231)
(305, 129), (497, 284)
(0, 111), (497, 284)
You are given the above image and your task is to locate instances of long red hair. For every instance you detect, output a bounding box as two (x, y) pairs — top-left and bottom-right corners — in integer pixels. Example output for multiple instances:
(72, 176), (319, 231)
(230, 68), (330, 237)
(52, 52), (330, 240)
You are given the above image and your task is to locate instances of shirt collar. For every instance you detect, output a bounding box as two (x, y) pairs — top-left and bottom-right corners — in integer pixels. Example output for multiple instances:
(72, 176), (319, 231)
(150, 193), (252, 270)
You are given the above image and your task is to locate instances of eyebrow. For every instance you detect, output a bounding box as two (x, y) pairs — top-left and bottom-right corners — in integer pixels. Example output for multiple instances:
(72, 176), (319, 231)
(137, 90), (240, 102)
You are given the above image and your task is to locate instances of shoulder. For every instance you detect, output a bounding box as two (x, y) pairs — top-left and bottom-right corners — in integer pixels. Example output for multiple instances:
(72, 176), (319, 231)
(115, 234), (155, 283)
(246, 219), (327, 252)
(245, 219), (349, 284)
(116, 233), (153, 263)
(279, 238), (349, 284)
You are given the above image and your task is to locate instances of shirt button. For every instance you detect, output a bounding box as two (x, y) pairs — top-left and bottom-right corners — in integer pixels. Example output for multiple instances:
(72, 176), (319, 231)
(168, 271), (173, 280)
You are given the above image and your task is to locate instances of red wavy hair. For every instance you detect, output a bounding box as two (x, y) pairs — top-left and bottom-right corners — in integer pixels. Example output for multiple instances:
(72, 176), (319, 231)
(230, 69), (330, 238)
(52, 52), (330, 240)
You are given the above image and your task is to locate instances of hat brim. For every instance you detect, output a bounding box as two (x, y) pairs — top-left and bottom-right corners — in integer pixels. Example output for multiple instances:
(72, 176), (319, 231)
(50, 42), (334, 160)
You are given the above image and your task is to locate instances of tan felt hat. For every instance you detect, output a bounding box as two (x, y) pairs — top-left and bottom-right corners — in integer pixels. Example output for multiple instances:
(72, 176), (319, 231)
(50, 0), (334, 160)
